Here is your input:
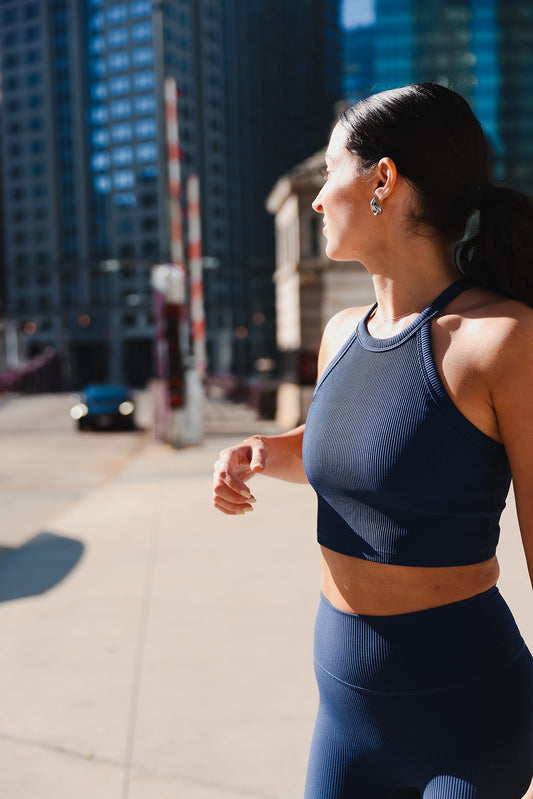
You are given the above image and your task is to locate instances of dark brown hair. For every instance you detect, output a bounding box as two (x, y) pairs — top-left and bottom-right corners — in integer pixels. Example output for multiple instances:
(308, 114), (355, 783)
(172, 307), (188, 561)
(340, 83), (533, 306)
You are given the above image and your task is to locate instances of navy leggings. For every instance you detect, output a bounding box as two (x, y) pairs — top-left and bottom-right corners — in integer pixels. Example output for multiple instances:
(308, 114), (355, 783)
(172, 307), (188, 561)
(305, 588), (533, 799)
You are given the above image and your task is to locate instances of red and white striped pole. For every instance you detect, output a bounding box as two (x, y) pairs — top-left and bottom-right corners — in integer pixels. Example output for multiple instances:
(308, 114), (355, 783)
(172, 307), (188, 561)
(164, 76), (187, 442)
(186, 173), (206, 375)
(165, 75), (185, 272)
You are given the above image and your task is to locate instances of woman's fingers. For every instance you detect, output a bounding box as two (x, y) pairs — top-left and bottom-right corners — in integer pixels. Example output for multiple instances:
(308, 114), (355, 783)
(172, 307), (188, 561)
(213, 458), (254, 497)
(212, 438), (268, 515)
(213, 496), (255, 515)
(213, 479), (256, 506)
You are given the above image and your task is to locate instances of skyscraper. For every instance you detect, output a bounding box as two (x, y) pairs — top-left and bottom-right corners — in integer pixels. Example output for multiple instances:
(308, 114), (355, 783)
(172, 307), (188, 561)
(342, 0), (533, 192)
(0, 0), (341, 386)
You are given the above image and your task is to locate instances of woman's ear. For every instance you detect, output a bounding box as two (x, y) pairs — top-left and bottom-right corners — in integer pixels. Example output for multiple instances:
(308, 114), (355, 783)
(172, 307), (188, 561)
(374, 157), (398, 201)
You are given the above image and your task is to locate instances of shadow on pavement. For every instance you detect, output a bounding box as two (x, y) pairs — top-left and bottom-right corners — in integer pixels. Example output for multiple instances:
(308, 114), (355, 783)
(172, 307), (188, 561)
(0, 532), (85, 602)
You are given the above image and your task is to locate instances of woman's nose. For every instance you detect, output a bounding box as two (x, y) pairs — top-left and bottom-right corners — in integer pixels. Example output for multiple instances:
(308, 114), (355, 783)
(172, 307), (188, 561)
(312, 191), (323, 213)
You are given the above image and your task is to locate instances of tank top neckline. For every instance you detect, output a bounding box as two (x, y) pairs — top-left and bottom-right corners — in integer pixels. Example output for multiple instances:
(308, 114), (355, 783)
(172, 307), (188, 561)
(357, 279), (472, 351)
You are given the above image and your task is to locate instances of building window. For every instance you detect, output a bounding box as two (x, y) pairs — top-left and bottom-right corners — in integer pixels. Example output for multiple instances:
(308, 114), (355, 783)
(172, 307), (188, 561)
(32, 162), (46, 177)
(24, 3), (40, 20)
(131, 1), (151, 18)
(91, 106), (109, 124)
(134, 95), (155, 115)
(94, 174), (111, 193)
(25, 26), (41, 42)
(112, 146), (133, 165)
(135, 118), (156, 139)
(92, 82), (108, 101)
(89, 35), (105, 54)
(142, 240), (159, 256)
(107, 5), (127, 24)
(111, 98), (132, 119)
(108, 27), (128, 48)
(92, 152), (111, 171)
(93, 128), (110, 147)
(132, 46), (153, 67)
(140, 192), (157, 208)
(4, 53), (20, 69)
(136, 142), (157, 163)
(112, 122), (133, 142)
(110, 75), (130, 95)
(138, 165), (157, 181)
(133, 70), (154, 91)
(92, 57), (107, 76)
(132, 22), (152, 43)
(115, 192), (136, 207)
(91, 11), (105, 30)
(114, 169), (135, 189)
(2, 8), (19, 25)
(141, 216), (158, 231)
(109, 51), (129, 72)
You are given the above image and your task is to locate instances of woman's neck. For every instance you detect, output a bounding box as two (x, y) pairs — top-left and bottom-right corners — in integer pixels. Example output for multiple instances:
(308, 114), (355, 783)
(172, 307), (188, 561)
(366, 236), (459, 324)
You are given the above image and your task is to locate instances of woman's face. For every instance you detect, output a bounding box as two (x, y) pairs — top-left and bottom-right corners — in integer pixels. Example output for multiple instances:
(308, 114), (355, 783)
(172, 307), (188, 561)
(312, 122), (374, 262)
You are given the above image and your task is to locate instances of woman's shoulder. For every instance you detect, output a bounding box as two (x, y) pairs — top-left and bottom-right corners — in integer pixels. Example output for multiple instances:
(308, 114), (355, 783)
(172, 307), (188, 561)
(446, 285), (533, 370)
(324, 304), (373, 337)
(318, 305), (373, 379)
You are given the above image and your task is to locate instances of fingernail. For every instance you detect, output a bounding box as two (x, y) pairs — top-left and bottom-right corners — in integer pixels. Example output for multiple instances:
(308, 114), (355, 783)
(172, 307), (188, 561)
(243, 506), (254, 513)
(248, 496), (257, 504)
(234, 510), (245, 515)
(240, 490), (251, 498)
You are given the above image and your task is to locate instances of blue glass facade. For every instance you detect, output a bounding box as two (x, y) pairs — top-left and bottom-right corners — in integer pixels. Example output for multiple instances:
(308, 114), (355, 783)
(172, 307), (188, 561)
(0, 0), (341, 382)
(342, 0), (533, 190)
(85, 0), (159, 260)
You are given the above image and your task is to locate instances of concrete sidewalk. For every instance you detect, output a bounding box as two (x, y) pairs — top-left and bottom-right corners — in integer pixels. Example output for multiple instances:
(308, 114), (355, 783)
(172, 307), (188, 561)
(0, 402), (531, 799)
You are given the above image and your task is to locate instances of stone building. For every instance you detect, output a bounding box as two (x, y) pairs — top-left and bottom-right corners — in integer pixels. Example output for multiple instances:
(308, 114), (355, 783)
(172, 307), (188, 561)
(266, 149), (375, 429)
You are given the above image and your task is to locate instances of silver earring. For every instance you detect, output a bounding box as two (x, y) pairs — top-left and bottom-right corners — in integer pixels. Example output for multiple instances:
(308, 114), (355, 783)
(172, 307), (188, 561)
(370, 197), (382, 216)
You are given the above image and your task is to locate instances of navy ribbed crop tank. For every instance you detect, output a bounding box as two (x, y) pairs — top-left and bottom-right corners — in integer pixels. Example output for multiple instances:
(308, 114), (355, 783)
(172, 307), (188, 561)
(302, 281), (512, 567)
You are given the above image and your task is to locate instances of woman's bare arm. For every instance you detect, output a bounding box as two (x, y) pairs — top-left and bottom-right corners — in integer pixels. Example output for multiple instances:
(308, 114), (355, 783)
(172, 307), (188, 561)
(489, 306), (533, 588)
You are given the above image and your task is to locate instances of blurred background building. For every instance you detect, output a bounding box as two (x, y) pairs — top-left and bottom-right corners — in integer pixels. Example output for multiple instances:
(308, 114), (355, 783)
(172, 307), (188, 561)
(343, 0), (533, 187)
(0, 0), (341, 388)
(0, 0), (531, 401)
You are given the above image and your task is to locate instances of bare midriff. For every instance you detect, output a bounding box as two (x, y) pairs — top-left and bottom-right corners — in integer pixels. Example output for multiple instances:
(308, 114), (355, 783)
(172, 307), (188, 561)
(320, 545), (501, 616)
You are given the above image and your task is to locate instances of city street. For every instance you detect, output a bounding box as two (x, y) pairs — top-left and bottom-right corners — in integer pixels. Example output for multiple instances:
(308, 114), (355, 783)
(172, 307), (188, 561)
(0, 393), (530, 799)
(0, 392), (151, 551)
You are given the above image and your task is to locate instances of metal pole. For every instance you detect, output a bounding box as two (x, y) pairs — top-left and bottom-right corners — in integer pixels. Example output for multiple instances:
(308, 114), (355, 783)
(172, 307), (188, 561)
(186, 173), (207, 376)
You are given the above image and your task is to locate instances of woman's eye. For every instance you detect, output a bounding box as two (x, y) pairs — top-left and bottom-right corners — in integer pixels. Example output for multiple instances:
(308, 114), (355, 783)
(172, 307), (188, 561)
(321, 168), (330, 181)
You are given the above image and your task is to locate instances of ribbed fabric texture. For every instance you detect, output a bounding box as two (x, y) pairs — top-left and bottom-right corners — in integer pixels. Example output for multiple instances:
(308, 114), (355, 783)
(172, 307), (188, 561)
(304, 591), (533, 799)
(302, 281), (512, 566)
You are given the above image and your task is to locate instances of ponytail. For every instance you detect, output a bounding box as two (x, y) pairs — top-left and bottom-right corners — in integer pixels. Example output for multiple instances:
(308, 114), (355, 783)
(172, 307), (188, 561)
(456, 186), (533, 307)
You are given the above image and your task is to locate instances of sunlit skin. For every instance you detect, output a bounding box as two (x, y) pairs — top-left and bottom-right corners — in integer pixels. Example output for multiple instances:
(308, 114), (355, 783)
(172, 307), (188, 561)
(213, 123), (533, 624)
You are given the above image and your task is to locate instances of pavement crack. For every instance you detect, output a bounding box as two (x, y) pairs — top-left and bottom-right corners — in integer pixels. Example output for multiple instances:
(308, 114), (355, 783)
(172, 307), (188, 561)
(0, 730), (122, 769)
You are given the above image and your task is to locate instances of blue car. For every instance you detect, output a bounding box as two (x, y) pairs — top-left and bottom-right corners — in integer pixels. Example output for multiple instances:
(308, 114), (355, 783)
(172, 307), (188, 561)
(70, 384), (136, 430)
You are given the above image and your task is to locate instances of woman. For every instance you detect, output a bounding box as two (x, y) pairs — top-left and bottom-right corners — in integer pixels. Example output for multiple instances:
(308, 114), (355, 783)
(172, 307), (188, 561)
(212, 84), (533, 799)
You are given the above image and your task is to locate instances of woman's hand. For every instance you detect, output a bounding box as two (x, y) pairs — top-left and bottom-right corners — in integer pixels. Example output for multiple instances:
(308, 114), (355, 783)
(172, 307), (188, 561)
(212, 436), (268, 515)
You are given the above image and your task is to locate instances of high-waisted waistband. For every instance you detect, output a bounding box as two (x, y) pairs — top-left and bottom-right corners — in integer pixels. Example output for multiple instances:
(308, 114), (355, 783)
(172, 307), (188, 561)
(314, 587), (527, 694)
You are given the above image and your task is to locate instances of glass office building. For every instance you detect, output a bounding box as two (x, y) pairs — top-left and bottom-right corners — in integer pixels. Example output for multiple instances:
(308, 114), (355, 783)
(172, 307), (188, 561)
(343, 0), (533, 191)
(0, 0), (341, 385)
